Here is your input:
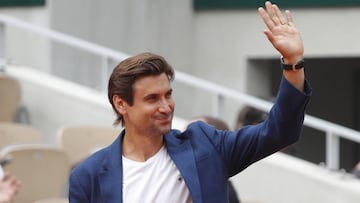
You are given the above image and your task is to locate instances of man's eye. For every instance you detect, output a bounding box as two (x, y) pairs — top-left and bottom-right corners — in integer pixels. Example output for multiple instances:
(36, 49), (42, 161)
(146, 96), (157, 102)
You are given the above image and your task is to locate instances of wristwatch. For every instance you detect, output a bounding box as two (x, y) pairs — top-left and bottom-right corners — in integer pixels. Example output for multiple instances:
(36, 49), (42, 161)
(281, 57), (305, 71)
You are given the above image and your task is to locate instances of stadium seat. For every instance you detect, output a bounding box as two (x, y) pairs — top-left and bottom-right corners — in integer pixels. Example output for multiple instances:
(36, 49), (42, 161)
(56, 125), (120, 167)
(0, 74), (21, 122)
(0, 144), (71, 203)
(0, 122), (43, 149)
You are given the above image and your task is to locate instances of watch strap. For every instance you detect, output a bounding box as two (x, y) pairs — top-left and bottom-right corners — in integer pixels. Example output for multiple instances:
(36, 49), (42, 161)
(281, 57), (305, 71)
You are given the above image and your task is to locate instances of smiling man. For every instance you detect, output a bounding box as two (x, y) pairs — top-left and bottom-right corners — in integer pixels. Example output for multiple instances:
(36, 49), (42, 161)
(69, 1), (312, 203)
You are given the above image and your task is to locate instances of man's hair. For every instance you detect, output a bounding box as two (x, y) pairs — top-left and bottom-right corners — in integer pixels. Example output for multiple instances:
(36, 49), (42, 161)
(188, 115), (229, 131)
(201, 116), (229, 131)
(108, 52), (175, 126)
(235, 106), (266, 129)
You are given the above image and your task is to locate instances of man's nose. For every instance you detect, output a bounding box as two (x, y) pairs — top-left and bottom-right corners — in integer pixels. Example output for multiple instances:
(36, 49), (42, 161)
(159, 99), (172, 113)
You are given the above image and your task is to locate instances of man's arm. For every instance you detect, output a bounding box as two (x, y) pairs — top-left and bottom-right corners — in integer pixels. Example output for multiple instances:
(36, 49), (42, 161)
(258, 1), (305, 92)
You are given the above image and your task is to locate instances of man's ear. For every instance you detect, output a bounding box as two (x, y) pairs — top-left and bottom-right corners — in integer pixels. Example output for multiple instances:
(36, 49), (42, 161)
(113, 95), (126, 114)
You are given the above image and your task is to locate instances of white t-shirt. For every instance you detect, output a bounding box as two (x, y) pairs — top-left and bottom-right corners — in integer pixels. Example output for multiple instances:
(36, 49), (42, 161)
(122, 145), (192, 203)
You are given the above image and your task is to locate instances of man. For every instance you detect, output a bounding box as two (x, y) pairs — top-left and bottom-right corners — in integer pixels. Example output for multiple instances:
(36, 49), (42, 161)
(69, 1), (312, 202)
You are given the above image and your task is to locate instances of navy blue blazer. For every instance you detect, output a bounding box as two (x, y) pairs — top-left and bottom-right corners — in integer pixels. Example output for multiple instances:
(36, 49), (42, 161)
(69, 77), (311, 203)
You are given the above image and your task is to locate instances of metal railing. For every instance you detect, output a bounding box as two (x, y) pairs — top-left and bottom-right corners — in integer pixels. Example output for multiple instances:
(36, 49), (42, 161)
(1, 14), (360, 170)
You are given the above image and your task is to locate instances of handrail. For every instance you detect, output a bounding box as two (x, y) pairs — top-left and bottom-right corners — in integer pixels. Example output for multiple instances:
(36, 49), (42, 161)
(0, 15), (129, 61)
(1, 14), (359, 170)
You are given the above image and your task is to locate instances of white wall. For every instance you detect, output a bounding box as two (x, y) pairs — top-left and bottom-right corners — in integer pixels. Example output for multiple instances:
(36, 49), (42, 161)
(193, 7), (360, 124)
(45, 1), (360, 125)
(49, 0), (195, 89)
(3, 2), (360, 123)
(0, 4), (50, 72)
(4, 1), (360, 124)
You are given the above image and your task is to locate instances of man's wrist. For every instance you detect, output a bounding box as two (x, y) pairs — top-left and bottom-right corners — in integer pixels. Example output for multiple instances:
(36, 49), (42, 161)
(281, 57), (305, 71)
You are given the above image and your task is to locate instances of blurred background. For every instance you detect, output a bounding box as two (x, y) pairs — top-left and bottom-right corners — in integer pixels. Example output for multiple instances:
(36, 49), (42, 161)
(1, 0), (360, 202)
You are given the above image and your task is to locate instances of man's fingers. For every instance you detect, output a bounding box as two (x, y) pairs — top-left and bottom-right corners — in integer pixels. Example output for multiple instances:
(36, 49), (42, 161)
(258, 7), (275, 30)
(265, 1), (281, 26)
(263, 30), (275, 45)
(273, 4), (287, 25)
(285, 10), (294, 24)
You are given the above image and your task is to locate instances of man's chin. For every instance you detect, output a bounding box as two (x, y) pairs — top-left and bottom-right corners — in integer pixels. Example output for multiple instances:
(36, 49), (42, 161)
(159, 124), (172, 134)
(154, 118), (172, 134)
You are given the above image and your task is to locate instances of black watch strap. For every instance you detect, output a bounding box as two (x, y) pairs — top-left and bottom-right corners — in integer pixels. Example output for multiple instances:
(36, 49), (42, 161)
(281, 57), (305, 71)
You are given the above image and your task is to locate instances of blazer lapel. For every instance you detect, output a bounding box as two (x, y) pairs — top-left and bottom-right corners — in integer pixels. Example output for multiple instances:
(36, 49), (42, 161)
(95, 130), (202, 202)
(98, 134), (124, 202)
(165, 131), (202, 203)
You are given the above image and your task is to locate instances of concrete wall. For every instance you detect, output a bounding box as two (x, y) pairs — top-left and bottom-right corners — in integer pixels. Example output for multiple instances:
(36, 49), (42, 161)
(4, 1), (360, 126)
(0, 4), (50, 72)
(48, 0), (195, 92)
(45, 1), (360, 126)
(232, 152), (360, 203)
(193, 6), (360, 125)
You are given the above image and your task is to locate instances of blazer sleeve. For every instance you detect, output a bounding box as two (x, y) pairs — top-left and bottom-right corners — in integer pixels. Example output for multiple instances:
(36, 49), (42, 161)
(198, 76), (312, 176)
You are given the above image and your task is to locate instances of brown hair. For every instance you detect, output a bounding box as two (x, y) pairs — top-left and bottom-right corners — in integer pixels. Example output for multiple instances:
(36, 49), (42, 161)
(189, 115), (229, 131)
(108, 52), (175, 126)
(235, 106), (266, 129)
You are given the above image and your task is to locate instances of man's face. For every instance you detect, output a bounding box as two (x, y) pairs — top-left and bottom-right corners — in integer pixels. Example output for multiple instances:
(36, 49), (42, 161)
(123, 73), (174, 136)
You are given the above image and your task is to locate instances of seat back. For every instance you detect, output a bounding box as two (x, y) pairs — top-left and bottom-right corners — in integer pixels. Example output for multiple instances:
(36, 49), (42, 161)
(0, 74), (21, 122)
(0, 144), (71, 203)
(0, 123), (43, 149)
(34, 197), (69, 203)
(57, 125), (119, 166)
